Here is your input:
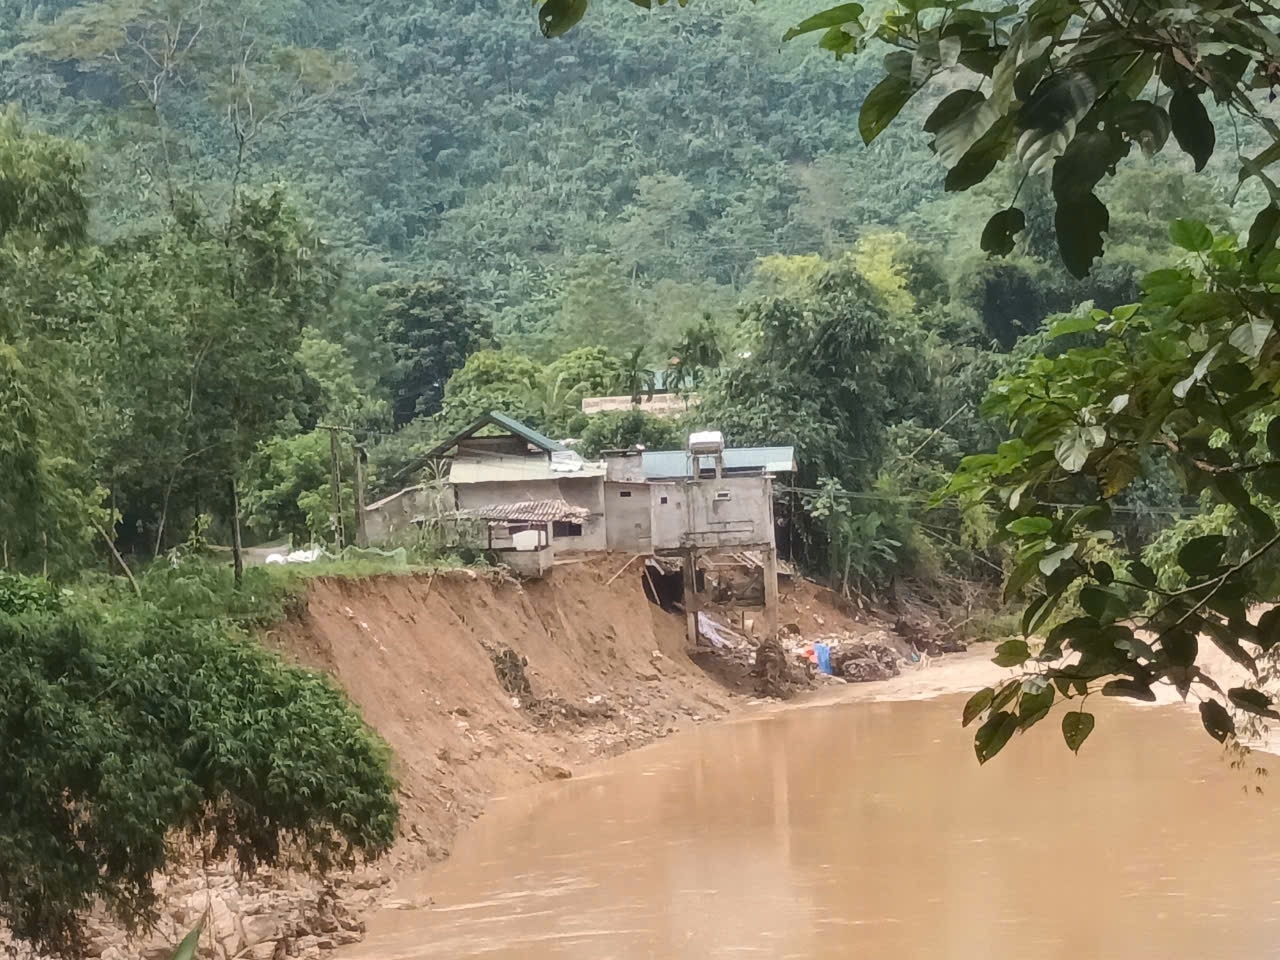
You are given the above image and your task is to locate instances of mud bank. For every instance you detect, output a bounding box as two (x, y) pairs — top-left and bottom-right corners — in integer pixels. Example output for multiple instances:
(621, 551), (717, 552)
(266, 560), (749, 867)
(32, 559), (948, 960)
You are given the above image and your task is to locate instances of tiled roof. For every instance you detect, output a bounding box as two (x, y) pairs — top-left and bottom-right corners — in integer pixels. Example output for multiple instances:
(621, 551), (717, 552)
(459, 499), (591, 524)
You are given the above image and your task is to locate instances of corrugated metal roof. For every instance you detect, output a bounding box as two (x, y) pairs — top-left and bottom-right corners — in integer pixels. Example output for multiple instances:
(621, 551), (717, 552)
(425, 411), (566, 459)
(459, 499), (591, 524)
(640, 446), (796, 479)
(364, 484), (424, 511)
(487, 412), (565, 452)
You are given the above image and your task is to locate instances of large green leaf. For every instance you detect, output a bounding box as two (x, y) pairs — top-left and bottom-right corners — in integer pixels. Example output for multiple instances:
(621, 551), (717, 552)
(1053, 423), (1104, 472)
(980, 207), (1026, 256)
(934, 99), (1002, 169)
(538, 0), (590, 37)
(1162, 627), (1199, 669)
(1199, 699), (1235, 742)
(1258, 608), (1280, 651)
(975, 710), (1019, 763)
(924, 90), (986, 134)
(962, 686), (994, 727)
(1169, 218), (1213, 252)
(1016, 72), (1096, 175)
(1267, 416), (1280, 457)
(1007, 515), (1052, 536)
(172, 916), (205, 960)
(945, 115), (1014, 191)
(1079, 585), (1126, 624)
(1054, 191), (1109, 279)
(1101, 678), (1156, 701)
(783, 3), (864, 41)
(1229, 318), (1274, 358)
(1061, 711), (1095, 753)
(1247, 204), (1280, 259)
(1170, 88), (1215, 172)
(1177, 534), (1226, 577)
(1018, 683), (1055, 727)
(993, 637), (1031, 667)
(1229, 686), (1280, 719)
(859, 75), (914, 145)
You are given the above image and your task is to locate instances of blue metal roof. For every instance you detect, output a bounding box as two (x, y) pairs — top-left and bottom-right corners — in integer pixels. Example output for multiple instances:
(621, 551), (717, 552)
(640, 446), (796, 479)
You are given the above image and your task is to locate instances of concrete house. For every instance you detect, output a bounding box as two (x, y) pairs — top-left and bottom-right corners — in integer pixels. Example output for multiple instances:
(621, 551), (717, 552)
(423, 411), (609, 552)
(364, 411), (796, 639)
(600, 444), (796, 555)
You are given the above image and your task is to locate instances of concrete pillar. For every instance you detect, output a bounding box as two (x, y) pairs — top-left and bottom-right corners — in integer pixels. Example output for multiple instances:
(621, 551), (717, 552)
(352, 443), (368, 548)
(762, 543), (779, 639)
(684, 548), (699, 647)
(762, 474), (779, 638)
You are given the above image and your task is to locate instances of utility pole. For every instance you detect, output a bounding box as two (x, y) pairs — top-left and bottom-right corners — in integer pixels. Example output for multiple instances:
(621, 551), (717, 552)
(352, 442), (368, 548)
(230, 478), (244, 583)
(328, 427), (346, 549)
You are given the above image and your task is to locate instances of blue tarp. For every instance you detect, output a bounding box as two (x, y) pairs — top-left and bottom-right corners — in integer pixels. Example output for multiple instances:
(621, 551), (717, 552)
(814, 642), (832, 675)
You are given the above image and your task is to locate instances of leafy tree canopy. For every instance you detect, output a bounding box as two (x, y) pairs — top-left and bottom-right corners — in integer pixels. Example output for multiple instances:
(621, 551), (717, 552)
(0, 569), (396, 956)
(552, 0), (1278, 277)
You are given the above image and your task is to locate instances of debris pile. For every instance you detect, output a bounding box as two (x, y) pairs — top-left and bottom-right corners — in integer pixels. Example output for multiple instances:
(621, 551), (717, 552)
(828, 639), (901, 682)
(752, 638), (812, 699)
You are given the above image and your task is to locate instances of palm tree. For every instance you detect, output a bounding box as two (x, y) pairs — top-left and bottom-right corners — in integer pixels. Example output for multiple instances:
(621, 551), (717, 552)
(516, 371), (588, 434)
(666, 314), (724, 395)
(618, 346), (657, 406)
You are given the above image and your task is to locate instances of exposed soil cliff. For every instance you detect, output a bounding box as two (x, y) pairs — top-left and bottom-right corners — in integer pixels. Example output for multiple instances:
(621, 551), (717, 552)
(265, 559), (747, 869)
(33, 557), (892, 960)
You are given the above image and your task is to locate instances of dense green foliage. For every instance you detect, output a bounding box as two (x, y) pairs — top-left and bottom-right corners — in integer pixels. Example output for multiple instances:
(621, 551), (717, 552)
(4, 4), (1280, 942)
(1, 0), (1226, 574)
(0, 569), (397, 956)
(537, 0), (1280, 757)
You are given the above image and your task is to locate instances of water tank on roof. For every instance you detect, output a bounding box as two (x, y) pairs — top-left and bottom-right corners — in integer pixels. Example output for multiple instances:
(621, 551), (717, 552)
(687, 431), (724, 456)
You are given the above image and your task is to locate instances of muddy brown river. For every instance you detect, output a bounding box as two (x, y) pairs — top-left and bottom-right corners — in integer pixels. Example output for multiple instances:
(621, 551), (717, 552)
(347, 694), (1280, 959)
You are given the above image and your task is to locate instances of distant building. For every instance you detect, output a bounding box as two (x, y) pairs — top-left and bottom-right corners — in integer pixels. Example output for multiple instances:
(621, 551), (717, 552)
(363, 411), (794, 638)
(580, 392), (700, 417)
(580, 368), (700, 419)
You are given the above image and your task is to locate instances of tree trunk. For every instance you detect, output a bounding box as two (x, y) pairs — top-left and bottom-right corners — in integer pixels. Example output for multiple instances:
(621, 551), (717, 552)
(154, 477), (174, 557)
(231, 477), (244, 585)
(94, 522), (141, 597)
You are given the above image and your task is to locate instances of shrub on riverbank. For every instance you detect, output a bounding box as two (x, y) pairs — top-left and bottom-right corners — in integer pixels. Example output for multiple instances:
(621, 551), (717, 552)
(0, 570), (399, 957)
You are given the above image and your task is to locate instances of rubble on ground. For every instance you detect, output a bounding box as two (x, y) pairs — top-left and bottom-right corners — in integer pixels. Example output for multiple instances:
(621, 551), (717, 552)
(829, 638), (901, 682)
(0, 859), (389, 960)
(694, 606), (967, 691)
(752, 638), (811, 699)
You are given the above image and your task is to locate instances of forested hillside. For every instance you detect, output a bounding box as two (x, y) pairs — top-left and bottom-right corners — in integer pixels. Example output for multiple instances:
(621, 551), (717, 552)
(0, 0), (1242, 585)
(11, 0), (1280, 947)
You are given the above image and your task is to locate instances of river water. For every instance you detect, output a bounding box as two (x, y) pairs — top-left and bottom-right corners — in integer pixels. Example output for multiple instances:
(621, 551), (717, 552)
(347, 694), (1280, 959)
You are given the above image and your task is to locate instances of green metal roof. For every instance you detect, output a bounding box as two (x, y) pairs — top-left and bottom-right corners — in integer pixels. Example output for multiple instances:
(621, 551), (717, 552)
(425, 411), (566, 459)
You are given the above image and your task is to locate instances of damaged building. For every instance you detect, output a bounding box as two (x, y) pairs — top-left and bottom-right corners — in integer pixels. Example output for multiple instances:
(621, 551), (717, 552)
(364, 411), (795, 639)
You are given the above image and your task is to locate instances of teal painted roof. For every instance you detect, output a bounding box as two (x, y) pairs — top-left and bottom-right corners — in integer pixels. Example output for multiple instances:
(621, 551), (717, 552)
(426, 411), (566, 459)
(641, 446), (795, 479)
(485, 411), (566, 452)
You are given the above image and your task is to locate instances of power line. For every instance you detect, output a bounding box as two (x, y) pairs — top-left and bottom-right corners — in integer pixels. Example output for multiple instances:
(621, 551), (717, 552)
(775, 483), (1204, 517)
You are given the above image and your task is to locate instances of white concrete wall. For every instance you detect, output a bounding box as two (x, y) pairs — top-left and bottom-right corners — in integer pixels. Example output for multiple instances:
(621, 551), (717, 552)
(365, 487), (432, 545)
(454, 476), (607, 552)
(650, 476), (774, 552)
(605, 482), (653, 552)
